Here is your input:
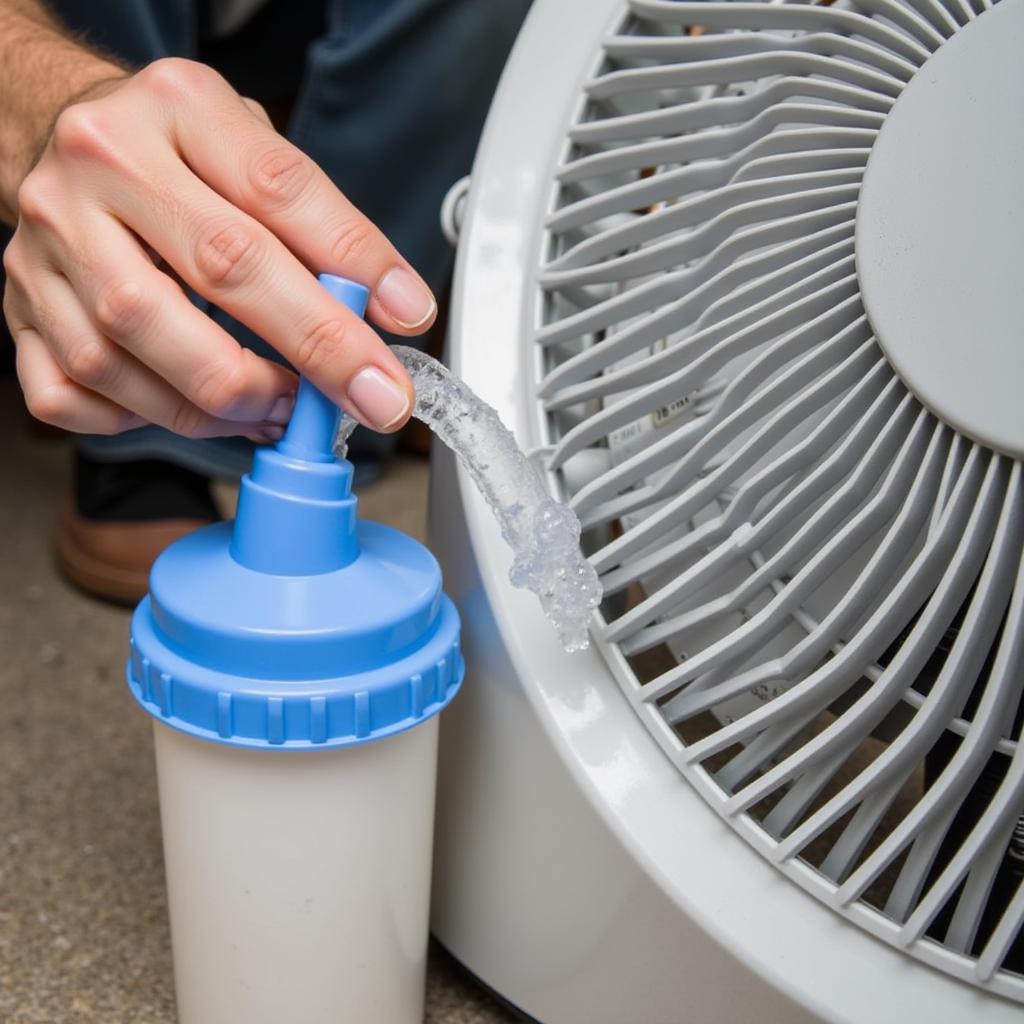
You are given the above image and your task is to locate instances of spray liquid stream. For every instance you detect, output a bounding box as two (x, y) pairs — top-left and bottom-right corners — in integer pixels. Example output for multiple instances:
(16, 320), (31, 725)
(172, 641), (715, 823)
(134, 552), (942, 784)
(335, 347), (602, 652)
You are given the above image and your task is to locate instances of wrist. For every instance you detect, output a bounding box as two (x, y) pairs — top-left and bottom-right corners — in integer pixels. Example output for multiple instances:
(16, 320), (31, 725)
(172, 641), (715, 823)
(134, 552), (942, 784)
(0, 16), (127, 222)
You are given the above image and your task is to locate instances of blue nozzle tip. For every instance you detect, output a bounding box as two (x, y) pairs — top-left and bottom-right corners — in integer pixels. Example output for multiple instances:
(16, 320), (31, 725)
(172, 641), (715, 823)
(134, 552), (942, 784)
(318, 273), (370, 317)
(277, 275), (371, 461)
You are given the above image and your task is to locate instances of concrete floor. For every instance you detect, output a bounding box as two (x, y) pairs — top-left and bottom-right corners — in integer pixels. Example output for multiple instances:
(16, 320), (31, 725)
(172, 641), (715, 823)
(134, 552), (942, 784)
(0, 375), (518, 1024)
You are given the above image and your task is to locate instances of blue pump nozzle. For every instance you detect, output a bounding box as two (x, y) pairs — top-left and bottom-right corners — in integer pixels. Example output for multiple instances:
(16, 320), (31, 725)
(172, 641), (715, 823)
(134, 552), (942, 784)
(277, 276), (369, 463)
(228, 275), (370, 575)
(125, 274), (462, 750)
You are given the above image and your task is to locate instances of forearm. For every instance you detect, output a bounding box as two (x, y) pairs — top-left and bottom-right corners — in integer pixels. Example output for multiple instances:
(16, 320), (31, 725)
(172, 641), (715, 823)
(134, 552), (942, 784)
(0, 0), (126, 224)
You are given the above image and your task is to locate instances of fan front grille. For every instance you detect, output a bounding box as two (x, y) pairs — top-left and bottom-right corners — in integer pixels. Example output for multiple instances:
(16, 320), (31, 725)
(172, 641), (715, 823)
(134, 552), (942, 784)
(533, 0), (1024, 998)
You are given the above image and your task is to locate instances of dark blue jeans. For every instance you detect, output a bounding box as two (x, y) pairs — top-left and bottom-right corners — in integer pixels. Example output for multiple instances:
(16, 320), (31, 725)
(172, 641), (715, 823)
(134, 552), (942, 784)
(46, 0), (528, 475)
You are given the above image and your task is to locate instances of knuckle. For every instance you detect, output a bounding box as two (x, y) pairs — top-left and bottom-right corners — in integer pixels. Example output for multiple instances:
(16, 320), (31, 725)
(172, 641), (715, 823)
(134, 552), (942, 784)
(327, 218), (374, 266)
(13, 174), (74, 249)
(24, 382), (71, 426)
(2, 238), (26, 288)
(94, 278), (148, 335)
(64, 335), (115, 389)
(243, 97), (271, 124)
(15, 173), (53, 225)
(51, 103), (117, 163)
(190, 358), (247, 417)
(294, 317), (348, 376)
(2, 240), (17, 278)
(246, 146), (314, 209)
(139, 57), (215, 101)
(193, 221), (263, 289)
(169, 400), (210, 439)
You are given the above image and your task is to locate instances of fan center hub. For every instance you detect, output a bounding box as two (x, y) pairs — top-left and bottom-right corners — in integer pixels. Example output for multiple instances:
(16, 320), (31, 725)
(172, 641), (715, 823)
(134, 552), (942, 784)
(856, 0), (1024, 459)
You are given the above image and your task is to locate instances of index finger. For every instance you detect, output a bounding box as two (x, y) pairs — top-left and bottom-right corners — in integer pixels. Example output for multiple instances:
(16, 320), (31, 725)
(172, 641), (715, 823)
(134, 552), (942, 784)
(165, 67), (438, 337)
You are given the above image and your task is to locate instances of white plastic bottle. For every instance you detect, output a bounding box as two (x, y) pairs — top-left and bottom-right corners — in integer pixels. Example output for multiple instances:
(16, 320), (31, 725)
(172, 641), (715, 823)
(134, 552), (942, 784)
(126, 276), (462, 1024)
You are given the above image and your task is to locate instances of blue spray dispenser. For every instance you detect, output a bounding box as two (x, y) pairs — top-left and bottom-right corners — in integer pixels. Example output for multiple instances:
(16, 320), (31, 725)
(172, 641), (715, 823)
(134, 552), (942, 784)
(126, 275), (462, 1024)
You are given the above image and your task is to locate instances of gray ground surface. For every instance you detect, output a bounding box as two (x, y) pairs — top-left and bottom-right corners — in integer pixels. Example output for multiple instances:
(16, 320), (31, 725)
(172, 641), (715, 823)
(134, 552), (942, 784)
(0, 375), (518, 1024)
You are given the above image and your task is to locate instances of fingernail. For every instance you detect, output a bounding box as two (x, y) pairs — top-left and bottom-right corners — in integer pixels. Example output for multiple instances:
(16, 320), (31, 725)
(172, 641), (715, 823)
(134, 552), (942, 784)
(267, 393), (295, 425)
(376, 267), (436, 330)
(262, 424), (284, 441)
(347, 366), (410, 431)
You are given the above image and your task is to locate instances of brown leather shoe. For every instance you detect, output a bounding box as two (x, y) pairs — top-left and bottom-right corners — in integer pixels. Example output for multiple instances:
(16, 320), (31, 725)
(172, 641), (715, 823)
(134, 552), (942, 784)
(54, 498), (215, 606)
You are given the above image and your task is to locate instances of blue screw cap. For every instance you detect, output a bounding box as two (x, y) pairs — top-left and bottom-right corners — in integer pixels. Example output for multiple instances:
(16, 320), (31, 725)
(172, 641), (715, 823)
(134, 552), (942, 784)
(126, 274), (462, 749)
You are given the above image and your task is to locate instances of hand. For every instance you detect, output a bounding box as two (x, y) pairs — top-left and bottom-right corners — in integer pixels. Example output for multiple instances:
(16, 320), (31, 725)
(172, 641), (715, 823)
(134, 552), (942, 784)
(3, 58), (434, 440)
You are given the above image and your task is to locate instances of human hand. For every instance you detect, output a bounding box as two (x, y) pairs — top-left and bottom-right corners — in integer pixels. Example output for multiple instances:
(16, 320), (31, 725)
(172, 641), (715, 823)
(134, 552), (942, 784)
(3, 58), (434, 440)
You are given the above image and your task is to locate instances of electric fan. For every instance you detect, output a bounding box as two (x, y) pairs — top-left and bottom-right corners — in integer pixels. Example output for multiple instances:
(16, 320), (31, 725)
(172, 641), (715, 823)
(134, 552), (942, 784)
(429, 0), (1024, 1020)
